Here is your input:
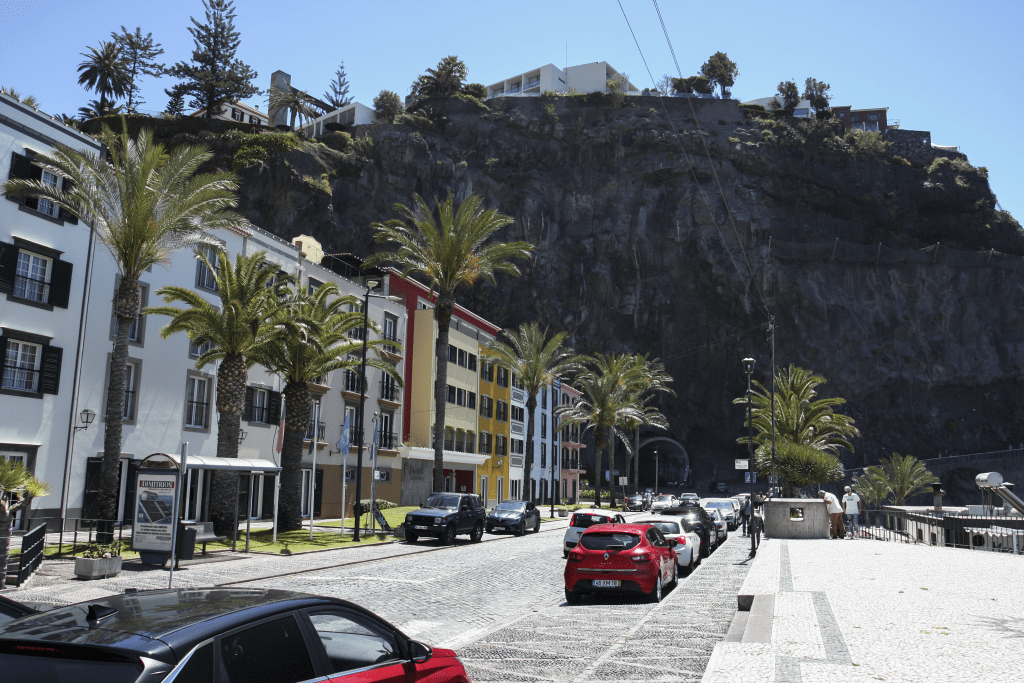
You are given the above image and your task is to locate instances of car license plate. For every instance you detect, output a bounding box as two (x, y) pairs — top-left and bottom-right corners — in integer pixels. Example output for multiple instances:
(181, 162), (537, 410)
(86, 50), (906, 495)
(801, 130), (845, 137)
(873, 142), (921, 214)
(493, 526), (504, 531)
(414, 525), (428, 530)
(592, 579), (620, 588)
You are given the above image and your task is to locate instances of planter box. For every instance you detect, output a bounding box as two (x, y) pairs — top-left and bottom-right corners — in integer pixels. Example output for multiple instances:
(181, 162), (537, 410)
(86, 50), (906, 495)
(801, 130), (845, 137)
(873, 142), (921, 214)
(74, 556), (122, 580)
(557, 510), (569, 517)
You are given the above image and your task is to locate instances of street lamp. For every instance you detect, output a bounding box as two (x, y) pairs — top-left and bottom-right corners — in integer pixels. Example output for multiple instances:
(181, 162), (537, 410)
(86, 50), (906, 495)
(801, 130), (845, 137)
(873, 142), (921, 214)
(654, 448), (659, 494)
(74, 408), (96, 432)
(237, 430), (247, 446)
(353, 279), (401, 542)
(742, 357), (756, 557)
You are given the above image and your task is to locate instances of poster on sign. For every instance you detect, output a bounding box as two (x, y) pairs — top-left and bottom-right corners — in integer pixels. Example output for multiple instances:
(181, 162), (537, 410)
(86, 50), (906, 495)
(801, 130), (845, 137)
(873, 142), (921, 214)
(132, 471), (177, 552)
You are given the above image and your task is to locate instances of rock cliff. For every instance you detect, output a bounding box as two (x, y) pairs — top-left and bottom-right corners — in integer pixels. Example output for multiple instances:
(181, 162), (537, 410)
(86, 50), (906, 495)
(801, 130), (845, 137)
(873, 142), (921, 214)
(230, 95), (1024, 486)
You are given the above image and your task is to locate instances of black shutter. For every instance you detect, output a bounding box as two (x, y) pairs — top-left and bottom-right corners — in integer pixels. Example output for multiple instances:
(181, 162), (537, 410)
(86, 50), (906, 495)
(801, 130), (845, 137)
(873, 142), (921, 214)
(82, 458), (104, 519)
(0, 241), (17, 294)
(48, 259), (73, 308)
(39, 345), (63, 394)
(23, 155), (42, 211)
(58, 178), (78, 224)
(0, 333), (6, 388)
(6, 153), (32, 206)
(243, 386), (254, 421)
(268, 390), (281, 423)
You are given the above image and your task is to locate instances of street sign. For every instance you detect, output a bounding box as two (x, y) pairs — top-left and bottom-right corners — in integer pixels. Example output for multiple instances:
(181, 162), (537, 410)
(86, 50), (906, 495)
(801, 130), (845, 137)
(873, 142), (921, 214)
(735, 459), (749, 470)
(618, 476), (628, 485)
(745, 472), (757, 483)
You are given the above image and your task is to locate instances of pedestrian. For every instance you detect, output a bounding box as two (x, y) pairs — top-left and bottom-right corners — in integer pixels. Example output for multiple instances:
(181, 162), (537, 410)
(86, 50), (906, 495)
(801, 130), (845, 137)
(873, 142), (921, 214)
(741, 497), (752, 536)
(818, 490), (845, 539)
(842, 485), (862, 539)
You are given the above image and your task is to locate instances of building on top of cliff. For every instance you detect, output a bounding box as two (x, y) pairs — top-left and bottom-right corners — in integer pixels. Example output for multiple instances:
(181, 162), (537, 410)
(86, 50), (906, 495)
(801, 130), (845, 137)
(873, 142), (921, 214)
(189, 100), (269, 126)
(485, 62), (639, 99)
(742, 97), (814, 118)
(299, 102), (379, 137)
(832, 105), (891, 134)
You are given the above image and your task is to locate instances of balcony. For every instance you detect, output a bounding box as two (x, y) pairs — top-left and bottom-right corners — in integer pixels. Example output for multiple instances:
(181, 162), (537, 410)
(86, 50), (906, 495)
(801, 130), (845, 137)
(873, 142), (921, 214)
(381, 331), (402, 360)
(377, 431), (400, 451)
(307, 374), (330, 395)
(524, 78), (540, 90)
(378, 379), (401, 406)
(341, 371), (364, 400)
(305, 420), (326, 442)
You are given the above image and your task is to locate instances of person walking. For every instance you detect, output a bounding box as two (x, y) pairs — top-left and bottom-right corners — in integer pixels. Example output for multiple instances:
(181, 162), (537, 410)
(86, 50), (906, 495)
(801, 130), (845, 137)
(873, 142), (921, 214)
(741, 497), (752, 536)
(842, 486), (862, 539)
(819, 490), (846, 539)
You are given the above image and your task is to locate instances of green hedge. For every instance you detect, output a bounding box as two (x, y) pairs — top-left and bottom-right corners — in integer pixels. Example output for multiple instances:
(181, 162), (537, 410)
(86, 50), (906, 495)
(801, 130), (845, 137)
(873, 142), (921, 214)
(359, 499), (397, 511)
(81, 113), (263, 140)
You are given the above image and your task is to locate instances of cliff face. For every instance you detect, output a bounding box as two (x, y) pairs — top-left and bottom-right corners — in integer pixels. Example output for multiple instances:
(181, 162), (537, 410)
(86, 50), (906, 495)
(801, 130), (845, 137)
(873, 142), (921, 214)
(233, 95), (1024, 484)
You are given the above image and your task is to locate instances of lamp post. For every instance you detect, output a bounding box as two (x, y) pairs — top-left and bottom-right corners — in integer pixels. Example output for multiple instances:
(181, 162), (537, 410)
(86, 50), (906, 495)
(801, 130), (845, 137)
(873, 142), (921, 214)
(743, 357), (756, 557)
(654, 448), (659, 494)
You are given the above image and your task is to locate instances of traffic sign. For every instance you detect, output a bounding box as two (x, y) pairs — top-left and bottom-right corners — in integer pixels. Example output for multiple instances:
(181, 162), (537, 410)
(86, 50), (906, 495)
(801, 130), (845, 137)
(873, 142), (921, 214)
(735, 459), (749, 470)
(618, 476), (628, 485)
(745, 472), (757, 483)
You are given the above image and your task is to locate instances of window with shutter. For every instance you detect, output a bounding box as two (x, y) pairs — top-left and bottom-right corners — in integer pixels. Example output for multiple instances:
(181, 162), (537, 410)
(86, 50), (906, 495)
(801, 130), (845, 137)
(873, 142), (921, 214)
(243, 386), (255, 421)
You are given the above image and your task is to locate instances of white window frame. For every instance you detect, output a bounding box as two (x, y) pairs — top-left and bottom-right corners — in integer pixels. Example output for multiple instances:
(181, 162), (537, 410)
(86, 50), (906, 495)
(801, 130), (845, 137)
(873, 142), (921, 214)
(36, 170), (61, 217)
(123, 362), (137, 420)
(195, 245), (219, 290)
(2, 339), (42, 392)
(252, 387), (269, 423)
(13, 250), (52, 303)
(185, 376), (209, 428)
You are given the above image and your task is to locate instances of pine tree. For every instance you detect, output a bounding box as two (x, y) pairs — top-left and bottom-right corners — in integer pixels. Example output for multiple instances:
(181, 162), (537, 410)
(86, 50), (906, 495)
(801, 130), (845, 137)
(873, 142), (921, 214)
(164, 83), (188, 117)
(323, 63), (352, 110)
(111, 26), (165, 112)
(169, 0), (259, 120)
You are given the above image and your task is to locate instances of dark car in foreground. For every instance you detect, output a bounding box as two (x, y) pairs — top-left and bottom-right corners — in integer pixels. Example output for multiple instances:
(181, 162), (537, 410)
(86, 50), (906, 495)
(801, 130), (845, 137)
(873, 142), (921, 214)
(486, 500), (540, 535)
(0, 588), (469, 683)
(565, 523), (678, 604)
(404, 493), (486, 544)
(663, 502), (718, 557)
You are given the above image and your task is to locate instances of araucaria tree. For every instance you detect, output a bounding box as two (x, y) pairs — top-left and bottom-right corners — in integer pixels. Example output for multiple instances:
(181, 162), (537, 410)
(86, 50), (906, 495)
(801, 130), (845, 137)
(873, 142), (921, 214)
(367, 193), (532, 494)
(111, 26), (166, 112)
(324, 63), (352, 109)
(373, 90), (403, 123)
(77, 41), (130, 115)
(254, 283), (401, 531)
(485, 323), (580, 502)
(0, 459), (49, 588)
(169, 0), (259, 120)
(699, 52), (739, 98)
(1, 122), (250, 541)
(146, 251), (291, 535)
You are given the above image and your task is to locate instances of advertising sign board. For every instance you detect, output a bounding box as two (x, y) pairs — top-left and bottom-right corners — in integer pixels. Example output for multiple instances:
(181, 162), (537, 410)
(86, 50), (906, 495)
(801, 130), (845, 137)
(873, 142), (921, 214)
(735, 459), (749, 470)
(132, 471), (177, 552)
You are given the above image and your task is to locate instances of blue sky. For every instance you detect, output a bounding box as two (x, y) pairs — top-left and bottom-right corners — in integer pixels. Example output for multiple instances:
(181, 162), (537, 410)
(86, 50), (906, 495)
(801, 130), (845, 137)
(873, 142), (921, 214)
(2, 0), (1021, 221)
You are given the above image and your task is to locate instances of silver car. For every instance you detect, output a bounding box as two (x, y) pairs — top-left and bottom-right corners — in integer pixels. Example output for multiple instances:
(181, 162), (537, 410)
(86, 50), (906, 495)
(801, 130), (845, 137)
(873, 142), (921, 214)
(633, 516), (702, 575)
(701, 498), (739, 530)
(706, 508), (729, 543)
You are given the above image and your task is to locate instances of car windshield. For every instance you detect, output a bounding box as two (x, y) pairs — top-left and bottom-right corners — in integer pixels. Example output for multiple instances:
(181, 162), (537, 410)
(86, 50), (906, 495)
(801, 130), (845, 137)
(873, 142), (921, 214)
(495, 502), (525, 512)
(638, 521), (680, 534)
(424, 495), (460, 509)
(571, 513), (612, 528)
(656, 495), (673, 502)
(580, 532), (641, 551)
(706, 502), (732, 510)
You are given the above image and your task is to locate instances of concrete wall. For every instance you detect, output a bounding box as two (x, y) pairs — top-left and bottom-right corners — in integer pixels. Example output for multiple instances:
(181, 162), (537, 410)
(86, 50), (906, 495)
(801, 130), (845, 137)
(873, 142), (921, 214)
(764, 498), (829, 539)
(883, 128), (967, 165)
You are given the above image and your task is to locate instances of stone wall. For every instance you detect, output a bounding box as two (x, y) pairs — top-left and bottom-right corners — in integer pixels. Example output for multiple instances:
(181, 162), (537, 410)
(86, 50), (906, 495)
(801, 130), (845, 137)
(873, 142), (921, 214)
(884, 127), (967, 164)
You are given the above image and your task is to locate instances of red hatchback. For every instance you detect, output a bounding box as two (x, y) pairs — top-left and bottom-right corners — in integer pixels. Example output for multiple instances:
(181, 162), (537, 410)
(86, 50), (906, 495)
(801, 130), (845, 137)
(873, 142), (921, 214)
(564, 523), (678, 604)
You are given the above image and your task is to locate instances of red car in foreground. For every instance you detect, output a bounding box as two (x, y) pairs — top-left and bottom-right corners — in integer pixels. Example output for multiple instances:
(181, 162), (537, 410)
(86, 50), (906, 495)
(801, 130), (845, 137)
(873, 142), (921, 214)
(564, 523), (678, 604)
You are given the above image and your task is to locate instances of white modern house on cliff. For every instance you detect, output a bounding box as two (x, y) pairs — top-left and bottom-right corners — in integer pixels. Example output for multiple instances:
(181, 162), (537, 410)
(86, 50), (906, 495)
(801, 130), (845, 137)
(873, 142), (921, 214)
(486, 62), (639, 99)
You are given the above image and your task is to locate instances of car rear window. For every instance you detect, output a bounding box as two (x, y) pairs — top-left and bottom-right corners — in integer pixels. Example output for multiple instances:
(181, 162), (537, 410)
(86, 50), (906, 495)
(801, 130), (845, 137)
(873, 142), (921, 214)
(579, 532), (641, 551)
(0, 649), (143, 682)
(570, 513), (611, 528)
(639, 521), (680, 535)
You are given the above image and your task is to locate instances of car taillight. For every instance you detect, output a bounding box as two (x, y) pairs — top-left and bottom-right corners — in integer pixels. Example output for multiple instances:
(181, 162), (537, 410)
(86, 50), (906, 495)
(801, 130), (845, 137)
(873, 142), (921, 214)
(631, 552), (651, 563)
(677, 536), (686, 545)
(567, 552), (583, 562)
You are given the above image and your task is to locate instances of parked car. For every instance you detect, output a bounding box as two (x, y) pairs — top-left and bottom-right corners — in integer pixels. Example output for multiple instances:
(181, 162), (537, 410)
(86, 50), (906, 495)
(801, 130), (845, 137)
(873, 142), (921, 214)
(486, 500), (541, 535)
(624, 494), (647, 511)
(679, 493), (700, 505)
(404, 492), (486, 545)
(701, 498), (739, 530)
(664, 502), (718, 557)
(632, 516), (701, 575)
(563, 510), (626, 558)
(707, 508), (729, 543)
(650, 494), (679, 512)
(565, 523), (678, 604)
(0, 588), (469, 682)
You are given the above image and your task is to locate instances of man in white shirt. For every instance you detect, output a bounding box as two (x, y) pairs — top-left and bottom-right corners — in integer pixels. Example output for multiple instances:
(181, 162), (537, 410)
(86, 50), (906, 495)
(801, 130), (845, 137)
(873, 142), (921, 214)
(842, 486), (862, 539)
(818, 490), (845, 539)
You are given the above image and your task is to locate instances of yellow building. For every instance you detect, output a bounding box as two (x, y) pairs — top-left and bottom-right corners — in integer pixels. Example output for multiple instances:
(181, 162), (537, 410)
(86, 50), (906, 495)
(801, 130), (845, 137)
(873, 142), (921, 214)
(477, 357), (514, 505)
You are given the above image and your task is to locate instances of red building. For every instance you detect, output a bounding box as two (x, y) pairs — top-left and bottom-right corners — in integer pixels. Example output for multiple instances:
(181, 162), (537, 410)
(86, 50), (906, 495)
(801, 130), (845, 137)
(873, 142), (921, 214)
(557, 382), (584, 503)
(833, 105), (889, 134)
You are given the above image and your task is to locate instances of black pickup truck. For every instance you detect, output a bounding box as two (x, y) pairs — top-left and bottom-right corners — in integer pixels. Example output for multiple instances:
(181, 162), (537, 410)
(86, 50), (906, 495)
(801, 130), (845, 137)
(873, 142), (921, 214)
(403, 492), (486, 545)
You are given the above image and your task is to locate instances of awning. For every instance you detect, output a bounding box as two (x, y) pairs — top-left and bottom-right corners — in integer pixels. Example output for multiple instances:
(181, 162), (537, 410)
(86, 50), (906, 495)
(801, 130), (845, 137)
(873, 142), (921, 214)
(398, 446), (489, 466)
(141, 453), (282, 473)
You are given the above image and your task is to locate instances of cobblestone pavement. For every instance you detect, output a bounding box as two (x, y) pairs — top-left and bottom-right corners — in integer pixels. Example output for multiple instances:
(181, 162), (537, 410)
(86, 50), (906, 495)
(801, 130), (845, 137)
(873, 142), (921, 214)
(702, 537), (1024, 683)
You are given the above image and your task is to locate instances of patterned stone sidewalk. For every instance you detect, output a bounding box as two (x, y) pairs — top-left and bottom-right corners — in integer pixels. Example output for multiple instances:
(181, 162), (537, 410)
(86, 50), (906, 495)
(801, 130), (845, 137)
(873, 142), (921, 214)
(701, 537), (1024, 683)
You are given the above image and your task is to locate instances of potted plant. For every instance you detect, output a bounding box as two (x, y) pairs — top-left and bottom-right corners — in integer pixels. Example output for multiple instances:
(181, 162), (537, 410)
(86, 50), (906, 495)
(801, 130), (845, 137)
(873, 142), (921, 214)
(74, 540), (124, 580)
(557, 499), (570, 517)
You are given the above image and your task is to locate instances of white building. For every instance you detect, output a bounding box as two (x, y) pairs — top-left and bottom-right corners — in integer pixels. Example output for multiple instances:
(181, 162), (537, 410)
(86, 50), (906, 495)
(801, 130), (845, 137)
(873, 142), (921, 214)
(190, 100), (270, 126)
(299, 102), (379, 138)
(0, 93), (105, 531)
(743, 96), (813, 118)
(486, 62), (639, 100)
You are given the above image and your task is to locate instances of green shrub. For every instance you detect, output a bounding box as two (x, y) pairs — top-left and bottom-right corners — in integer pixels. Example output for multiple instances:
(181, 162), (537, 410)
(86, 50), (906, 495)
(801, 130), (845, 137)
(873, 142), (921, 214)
(373, 89), (403, 124)
(843, 129), (891, 156)
(927, 156), (976, 175)
(484, 157), (499, 173)
(451, 92), (490, 110)
(462, 82), (487, 99)
(892, 155), (911, 166)
(351, 135), (375, 158)
(359, 499), (396, 510)
(739, 103), (766, 113)
(302, 174), (332, 194)
(321, 131), (352, 153)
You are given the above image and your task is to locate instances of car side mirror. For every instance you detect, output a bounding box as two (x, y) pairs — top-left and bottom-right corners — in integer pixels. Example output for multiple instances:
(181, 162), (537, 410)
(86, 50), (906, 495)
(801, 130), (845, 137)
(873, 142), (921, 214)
(669, 538), (679, 547)
(409, 640), (433, 664)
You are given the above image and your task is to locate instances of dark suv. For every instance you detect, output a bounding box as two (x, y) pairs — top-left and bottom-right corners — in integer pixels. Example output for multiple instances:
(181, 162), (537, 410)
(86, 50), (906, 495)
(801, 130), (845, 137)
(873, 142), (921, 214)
(663, 501), (718, 557)
(404, 492), (486, 544)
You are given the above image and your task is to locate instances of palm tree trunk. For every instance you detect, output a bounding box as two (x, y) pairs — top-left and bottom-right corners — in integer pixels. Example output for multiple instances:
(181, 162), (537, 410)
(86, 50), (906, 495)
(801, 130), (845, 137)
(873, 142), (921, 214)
(607, 425), (616, 507)
(210, 353), (247, 536)
(524, 394), (537, 503)
(593, 429), (604, 508)
(432, 294), (455, 494)
(278, 381), (311, 532)
(97, 277), (139, 543)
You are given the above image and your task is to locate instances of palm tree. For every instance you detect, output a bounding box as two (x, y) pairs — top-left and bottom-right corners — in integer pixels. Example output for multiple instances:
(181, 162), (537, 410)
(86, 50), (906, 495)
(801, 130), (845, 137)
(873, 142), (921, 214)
(764, 441), (844, 497)
(411, 56), (468, 99)
(485, 323), (581, 503)
(145, 251), (292, 535)
(77, 99), (124, 120)
(867, 453), (939, 506)
(0, 86), (40, 108)
(366, 193), (532, 494)
(622, 355), (673, 496)
(2, 122), (250, 541)
(268, 86), (321, 129)
(557, 354), (647, 508)
(852, 470), (889, 529)
(77, 41), (130, 114)
(254, 283), (402, 531)
(0, 460), (50, 588)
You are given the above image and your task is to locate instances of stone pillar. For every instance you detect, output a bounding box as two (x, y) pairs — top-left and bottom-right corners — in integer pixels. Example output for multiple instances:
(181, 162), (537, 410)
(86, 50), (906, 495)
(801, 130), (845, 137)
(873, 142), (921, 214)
(932, 482), (945, 512)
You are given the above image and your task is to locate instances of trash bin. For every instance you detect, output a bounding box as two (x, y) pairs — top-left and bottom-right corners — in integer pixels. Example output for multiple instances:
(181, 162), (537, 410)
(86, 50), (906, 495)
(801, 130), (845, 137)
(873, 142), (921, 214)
(177, 523), (197, 561)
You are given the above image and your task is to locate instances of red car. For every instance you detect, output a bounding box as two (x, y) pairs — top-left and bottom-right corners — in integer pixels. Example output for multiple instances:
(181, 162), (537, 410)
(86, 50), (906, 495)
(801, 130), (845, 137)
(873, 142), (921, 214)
(564, 523), (679, 604)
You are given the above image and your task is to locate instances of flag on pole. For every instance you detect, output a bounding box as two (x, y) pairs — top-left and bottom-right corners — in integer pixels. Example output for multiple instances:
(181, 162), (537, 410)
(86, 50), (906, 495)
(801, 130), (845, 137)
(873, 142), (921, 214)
(275, 397), (285, 454)
(338, 413), (351, 453)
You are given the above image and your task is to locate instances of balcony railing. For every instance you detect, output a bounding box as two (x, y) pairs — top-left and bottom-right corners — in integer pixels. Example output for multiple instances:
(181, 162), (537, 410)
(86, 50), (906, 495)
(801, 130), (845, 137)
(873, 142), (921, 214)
(342, 372), (363, 394)
(14, 274), (48, 303)
(507, 85), (522, 94)
(377, 431), (400, 449)
(305, 421), (326, 441)
(381, 330), (401, 355)
(379, 380), (401, 403)
(524, 78), (540, 89)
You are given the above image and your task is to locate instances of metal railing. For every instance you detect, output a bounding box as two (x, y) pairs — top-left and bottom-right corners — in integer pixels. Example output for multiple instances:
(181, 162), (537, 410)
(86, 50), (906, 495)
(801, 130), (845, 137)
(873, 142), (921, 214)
(11, 523), (46, 587)
(184, 400), (208, 428)
(1, 365), (39, 392)
(343, 371), (363, 394)
(379, 380), (400, 403)
(381, 330), (401, 355)
(378, 431), (400, 449)
(305, 421), (326, 441)
(57, 518), (128, 556)
(13, 274), (49, 303)
(865, 507), (1024, 554)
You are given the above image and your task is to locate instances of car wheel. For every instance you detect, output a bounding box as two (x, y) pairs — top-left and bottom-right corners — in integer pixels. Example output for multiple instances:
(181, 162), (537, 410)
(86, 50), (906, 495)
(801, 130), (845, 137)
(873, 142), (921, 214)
(406, 532), (418, 544)
(514, 523), (525, 537)
(648, 575), (663, 603)
(534, 517), (541, 533)
(485, 525), (493, 534)
(444, 525), (457, 545)
(565, 589), (581, 605)
(563, 550), (570, 559)
(700, 537), (710, 558)
(470, 522), (483, 543)
(669, 561), (678, 588)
